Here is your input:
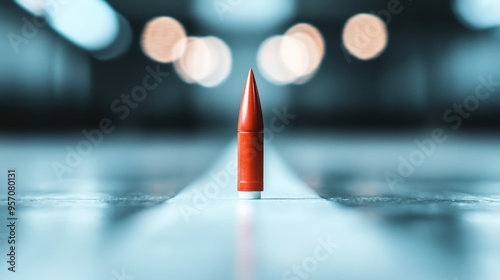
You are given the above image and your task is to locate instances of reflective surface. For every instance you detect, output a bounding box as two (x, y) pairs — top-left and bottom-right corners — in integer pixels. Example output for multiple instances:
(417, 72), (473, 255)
(0, 133), (499, 279)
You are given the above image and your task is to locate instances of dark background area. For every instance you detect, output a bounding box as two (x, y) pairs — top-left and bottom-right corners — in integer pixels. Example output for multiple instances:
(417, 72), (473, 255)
(1, 2), (500, 280)
(1, 0), (500, 132)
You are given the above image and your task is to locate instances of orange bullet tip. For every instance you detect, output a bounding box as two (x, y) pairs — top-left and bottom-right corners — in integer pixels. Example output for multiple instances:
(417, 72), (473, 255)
(238, 69), (264, 132)
(237, 68), (264, 199)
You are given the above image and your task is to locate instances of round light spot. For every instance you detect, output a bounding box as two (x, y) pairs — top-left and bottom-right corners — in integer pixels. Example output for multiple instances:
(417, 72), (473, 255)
(15, 0), (45, 16)
(173, 50), (195, 84)
(280, 35), (310, 77)
(257, 35), (298, 85)
(198, 37), (232, 87)
(342, 13), (388, 60)
(258, 23), (325, 85)
(453, 0), (500, 30)
(285, 23), (325, 76)
(46, 0), (119, 51)
(141, 16), (187, 63)
(176, 37), (213, 82)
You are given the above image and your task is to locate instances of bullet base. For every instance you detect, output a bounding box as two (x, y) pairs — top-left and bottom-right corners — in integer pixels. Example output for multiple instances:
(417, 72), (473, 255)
(238, 191), (261, 200)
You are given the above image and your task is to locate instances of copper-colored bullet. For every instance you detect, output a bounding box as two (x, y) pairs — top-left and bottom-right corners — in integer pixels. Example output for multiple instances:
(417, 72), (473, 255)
(238, 69), (264, 199)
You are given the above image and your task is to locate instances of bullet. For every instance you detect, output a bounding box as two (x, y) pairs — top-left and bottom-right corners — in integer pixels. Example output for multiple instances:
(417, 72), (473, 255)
(238, 69), (264, 199)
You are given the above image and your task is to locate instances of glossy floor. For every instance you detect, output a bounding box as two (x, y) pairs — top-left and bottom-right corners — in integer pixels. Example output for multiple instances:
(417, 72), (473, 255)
(0, 133), (499, 280)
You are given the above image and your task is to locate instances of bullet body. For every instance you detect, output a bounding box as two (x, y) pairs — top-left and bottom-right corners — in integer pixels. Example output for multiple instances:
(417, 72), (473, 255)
(238, 131), (263, 191)
(238, 69), (264, 199)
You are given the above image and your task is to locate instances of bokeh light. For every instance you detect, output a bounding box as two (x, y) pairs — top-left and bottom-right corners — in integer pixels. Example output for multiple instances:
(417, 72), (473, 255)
(257, 35), (298, 85)
(173, 51), (195, 84)
(177, 37), (213, 82)
(285, 24), (325, 76)
(258, 23), (325, 85)
(198, 37), (232, 88)
(139, 15), (233, 87)
(174, 37), (232, 87)
(92, 15), (133, 60)
(453, 0), (500, 30)
(45, 0), (120, 51)
(192, 0), (296, 32)
(15, 0), (45, 16)
(141, 16), (187, 63)
(280, 35), (310, 78)
(342, 13), (388, 60)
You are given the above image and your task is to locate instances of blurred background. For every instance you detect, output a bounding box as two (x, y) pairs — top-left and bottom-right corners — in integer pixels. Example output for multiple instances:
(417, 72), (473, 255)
(2, 0), (500, 132)
(2, 1), (500, 280)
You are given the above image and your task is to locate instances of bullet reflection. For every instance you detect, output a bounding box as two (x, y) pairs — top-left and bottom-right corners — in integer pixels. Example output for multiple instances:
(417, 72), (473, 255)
(236, 201), (255, 280)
